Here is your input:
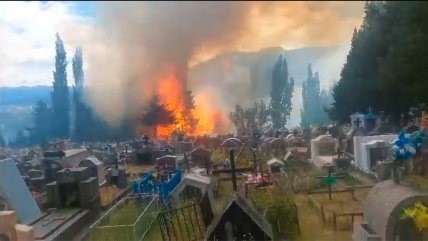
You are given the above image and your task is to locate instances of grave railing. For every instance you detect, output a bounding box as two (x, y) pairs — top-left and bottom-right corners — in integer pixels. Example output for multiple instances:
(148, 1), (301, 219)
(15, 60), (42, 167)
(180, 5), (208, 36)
(89, 194), (160, 241)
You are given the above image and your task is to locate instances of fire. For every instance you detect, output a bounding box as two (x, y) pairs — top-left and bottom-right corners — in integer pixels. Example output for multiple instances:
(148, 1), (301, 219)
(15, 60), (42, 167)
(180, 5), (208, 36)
(154, 67), (217, 139)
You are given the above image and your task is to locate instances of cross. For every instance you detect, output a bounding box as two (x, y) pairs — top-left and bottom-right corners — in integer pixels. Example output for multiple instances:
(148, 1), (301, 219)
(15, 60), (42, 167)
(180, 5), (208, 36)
(315, 164), (345, 200)
(354, 118), (362, 128)
(367, 107), (373, 114)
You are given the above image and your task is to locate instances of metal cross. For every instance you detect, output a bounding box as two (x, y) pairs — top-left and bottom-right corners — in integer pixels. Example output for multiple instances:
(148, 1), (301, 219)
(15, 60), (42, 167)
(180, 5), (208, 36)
(354, 118), (362, 128)
(315, 164), (345, 200)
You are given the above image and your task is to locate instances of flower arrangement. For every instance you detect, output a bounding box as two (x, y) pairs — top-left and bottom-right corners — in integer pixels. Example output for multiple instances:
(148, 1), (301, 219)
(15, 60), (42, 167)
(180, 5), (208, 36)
(402, 202), (428, 232)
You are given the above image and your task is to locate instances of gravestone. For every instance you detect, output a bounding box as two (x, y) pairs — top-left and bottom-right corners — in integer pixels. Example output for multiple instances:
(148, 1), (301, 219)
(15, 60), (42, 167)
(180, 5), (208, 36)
(46, 167), (100, 209)
(204, 192), (273, 241)
(0, 159), (41, 224)
(190, 147), (212, 171)
(177, 142), (194, 154)
(353, 180), (428, 241)
(0, 211), (35, 241)
(311, 135), (339, 168)
(156, 155), (178, 173)
(78, 157), (105, 186)
(171, 173), (215, 225)
(267, 158), (284, 173)
(29, 177), (47, 194)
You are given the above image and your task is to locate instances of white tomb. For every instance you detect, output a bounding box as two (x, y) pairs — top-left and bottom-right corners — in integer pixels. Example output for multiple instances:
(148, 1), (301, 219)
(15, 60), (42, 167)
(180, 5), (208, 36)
(311, 135), (339, 168)
(353, 135), (397, 173)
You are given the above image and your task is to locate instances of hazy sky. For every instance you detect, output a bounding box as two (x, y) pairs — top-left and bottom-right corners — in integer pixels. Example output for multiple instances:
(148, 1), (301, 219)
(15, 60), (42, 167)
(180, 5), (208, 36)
(0, 1), (365, 87)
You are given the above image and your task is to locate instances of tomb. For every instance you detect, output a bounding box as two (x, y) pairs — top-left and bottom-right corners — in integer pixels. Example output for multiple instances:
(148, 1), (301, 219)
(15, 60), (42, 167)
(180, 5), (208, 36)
(78, 157), (106, 186)
(46, 167), (100, 209)
(177, 142), (194, 154)
(156, 155), (178, 172)
(0, 159), (41, 225)
(204, 192), (273, 241)
(353, 180), (428, 241)
(353, 135), (397, 174)
(267, 158), (284, 174)
(190, 147), (212, 170)
(310, 135), (339, 168)
(0, 211), (34, 241)
(171, 173), (215, 214)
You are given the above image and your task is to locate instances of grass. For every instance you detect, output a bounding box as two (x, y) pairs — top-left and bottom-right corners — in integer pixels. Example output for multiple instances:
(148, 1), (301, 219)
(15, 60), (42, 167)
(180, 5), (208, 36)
(249, 186), (300, 240)
(99, 186), (123, 206)
(90, 197), (157, 241)
(403, 174), (428, 191)
(340, 174), (363, 186)
(294, 194), (352, 241)
(311, 192), (364, 231)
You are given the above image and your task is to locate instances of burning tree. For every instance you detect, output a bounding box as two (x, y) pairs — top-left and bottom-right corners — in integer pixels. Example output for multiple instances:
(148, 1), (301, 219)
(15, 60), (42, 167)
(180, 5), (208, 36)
(140, 95), (175, 139)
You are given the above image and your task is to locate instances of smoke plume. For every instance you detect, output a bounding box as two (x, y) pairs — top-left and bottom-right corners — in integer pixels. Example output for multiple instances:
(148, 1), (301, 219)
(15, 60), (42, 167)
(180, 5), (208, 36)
(83, 1), (364, 131)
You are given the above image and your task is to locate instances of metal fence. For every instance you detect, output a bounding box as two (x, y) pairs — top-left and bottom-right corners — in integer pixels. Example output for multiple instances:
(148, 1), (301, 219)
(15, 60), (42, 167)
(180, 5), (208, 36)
(89, 194), (160, 241)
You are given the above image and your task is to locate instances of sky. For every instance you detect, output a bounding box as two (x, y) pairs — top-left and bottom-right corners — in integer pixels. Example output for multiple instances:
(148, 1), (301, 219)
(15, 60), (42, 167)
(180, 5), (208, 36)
(0, 1), (365, 87)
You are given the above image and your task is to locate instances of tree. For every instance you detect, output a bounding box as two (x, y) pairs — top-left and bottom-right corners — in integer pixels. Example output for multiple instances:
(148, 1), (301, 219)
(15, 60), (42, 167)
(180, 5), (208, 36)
(301, 64), (330, 127)
(182, 90), (198, 133)
(72, 47), (93, 141)
(270, 55), (294, 130)
(141, 95), (175, 126)
(28, 100), (51, 144)
(51, 33), (70, 139)
(229, 100), (271, 136)
(328, 1), (428, 126)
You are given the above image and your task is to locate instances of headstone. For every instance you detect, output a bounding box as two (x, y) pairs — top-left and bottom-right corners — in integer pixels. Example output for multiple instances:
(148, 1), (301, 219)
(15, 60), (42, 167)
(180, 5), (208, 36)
(47, 167), (100, 209)
(177, 142), (193, 154)
(29, 177), (47, 193)
(353, 180), (428, 241)
(78, 157), (105, 186)
(0, 159), (41, 224)
(311, 135), (339, 168)
(156, 155), (178, 173)
(190, 147), (212, 171)
(267, 158), (284, 173)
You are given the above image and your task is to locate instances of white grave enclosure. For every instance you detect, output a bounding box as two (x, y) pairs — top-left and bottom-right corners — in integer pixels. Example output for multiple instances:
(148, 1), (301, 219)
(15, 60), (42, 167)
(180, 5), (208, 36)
(353, 135), (397, 173)
(311, 135), (339, 168)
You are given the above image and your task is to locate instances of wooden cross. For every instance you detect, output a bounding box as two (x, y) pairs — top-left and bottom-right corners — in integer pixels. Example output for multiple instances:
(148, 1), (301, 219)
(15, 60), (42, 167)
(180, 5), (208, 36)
(315, 164), (345, 200)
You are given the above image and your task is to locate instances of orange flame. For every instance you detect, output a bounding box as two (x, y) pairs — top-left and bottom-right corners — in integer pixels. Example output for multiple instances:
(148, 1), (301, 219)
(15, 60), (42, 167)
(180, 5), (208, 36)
(154, 67), (219, 139)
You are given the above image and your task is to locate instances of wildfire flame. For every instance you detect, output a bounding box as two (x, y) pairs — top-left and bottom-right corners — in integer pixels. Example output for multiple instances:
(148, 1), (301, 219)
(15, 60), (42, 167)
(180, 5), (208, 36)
(155, 67), (217, 139)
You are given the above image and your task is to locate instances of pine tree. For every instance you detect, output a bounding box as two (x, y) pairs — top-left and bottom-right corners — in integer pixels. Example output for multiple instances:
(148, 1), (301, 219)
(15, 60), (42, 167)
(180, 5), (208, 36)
(270, 55), (294, 130)
(51, 33), (70, 139)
